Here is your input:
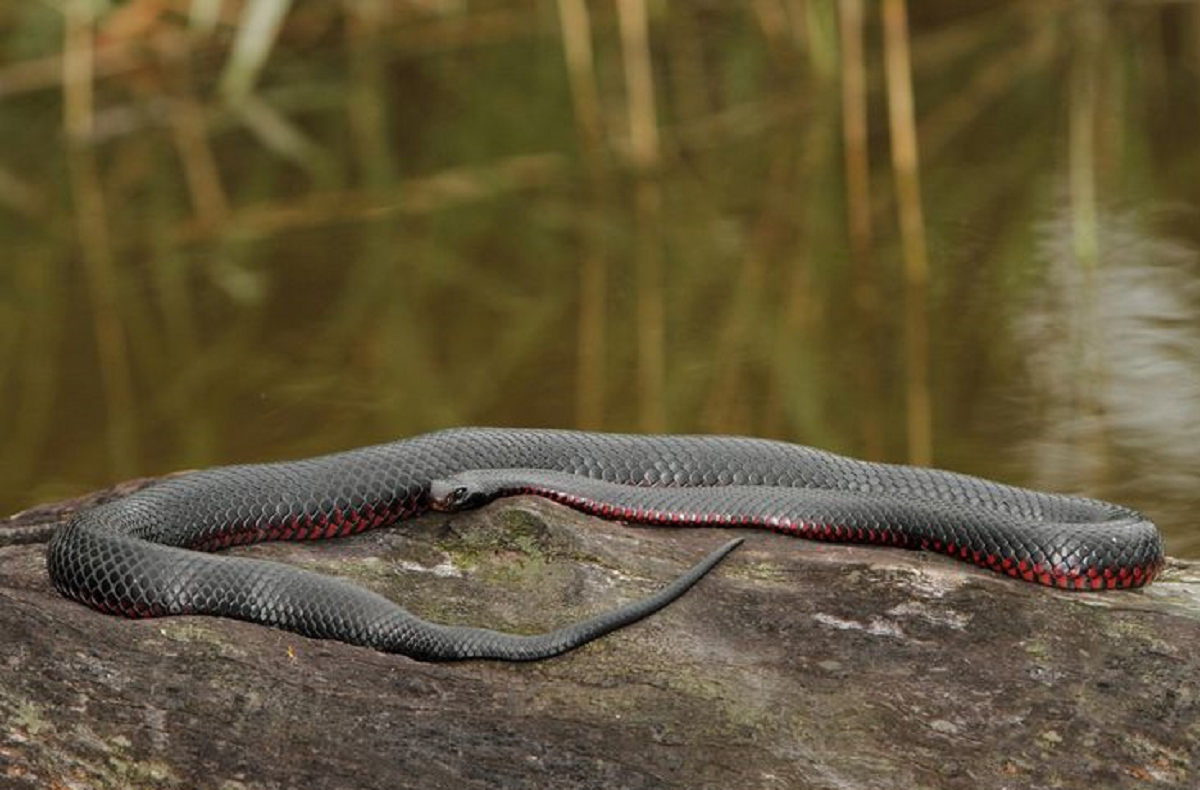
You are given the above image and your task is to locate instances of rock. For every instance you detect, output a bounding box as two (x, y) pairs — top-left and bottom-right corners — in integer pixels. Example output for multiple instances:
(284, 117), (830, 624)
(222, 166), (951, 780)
(2, 481), (1199, 789)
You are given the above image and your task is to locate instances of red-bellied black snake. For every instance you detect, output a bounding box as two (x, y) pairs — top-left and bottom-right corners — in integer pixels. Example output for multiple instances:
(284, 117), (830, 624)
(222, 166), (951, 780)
(43, 428), (1164, 661)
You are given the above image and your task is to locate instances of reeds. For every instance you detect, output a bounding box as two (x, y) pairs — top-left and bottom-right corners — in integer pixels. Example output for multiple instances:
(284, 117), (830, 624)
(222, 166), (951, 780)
(882, 0), (932, 466)
(62, 0), (136, 476)
(837, 0), (883, 459)
(0, 2), (1194, 520)
(556, 0), (608, 429)
(617, 0), (666, 432)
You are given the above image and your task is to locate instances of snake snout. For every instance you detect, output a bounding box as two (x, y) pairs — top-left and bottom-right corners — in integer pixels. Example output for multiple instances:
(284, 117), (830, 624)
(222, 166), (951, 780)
(428, 477), (490, 512)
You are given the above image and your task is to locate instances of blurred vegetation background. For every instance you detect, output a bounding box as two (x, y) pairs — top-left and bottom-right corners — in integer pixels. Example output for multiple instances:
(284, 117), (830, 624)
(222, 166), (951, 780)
(2, 1), (1199, 554)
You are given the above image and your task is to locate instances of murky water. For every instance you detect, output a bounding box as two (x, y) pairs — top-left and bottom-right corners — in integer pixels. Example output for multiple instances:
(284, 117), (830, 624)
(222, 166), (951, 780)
(2, 3), (1199, 555)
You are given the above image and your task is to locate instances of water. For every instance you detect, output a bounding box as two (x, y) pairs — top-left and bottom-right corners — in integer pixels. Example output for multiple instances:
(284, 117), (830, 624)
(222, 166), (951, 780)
(2, 3), (1199, 556)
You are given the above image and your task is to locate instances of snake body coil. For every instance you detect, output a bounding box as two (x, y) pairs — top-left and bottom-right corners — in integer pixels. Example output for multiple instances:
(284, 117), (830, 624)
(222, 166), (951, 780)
(47, 428), (1164, 661)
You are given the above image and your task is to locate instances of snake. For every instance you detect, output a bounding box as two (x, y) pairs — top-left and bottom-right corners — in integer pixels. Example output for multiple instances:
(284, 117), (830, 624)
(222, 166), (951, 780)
(42, 427), (1163, 662)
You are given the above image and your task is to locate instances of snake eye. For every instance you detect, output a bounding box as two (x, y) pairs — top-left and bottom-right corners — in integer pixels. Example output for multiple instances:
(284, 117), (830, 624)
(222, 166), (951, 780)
(453, 485), (469, 504)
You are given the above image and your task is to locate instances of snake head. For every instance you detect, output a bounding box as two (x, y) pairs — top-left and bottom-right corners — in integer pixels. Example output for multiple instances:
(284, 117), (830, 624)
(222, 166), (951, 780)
(428, 477), (491, 512)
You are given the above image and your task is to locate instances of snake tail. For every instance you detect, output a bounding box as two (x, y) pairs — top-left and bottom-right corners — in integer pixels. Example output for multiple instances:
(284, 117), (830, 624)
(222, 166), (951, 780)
(47, 513), (740, 662)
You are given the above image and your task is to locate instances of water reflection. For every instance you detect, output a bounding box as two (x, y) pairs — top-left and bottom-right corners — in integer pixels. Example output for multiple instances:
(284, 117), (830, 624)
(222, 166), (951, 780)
(0, 3), (1198, 555)
(1020, 207), (1200, 555)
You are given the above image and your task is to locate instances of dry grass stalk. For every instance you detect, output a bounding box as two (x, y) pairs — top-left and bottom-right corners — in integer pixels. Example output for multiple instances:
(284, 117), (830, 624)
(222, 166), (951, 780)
(881, 0), (932, 466)
(838, 0), (884, 459)
(617, 0), (665, 431)
(62, 0), (137, 475)
(557, 0), (608, 429)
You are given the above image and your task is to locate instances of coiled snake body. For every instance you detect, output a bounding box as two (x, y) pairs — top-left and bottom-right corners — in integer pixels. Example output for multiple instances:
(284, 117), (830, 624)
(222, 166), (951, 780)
(46, 428), (1164, 661)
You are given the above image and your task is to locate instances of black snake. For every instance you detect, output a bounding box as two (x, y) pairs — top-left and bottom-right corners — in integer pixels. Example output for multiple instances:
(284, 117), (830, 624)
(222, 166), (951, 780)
(41, 428), (1163, 662)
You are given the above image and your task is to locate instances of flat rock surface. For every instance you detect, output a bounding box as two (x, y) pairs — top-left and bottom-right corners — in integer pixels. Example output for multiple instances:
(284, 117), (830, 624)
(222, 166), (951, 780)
(2, 481), (1199, 789)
